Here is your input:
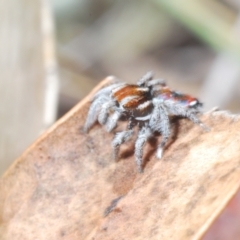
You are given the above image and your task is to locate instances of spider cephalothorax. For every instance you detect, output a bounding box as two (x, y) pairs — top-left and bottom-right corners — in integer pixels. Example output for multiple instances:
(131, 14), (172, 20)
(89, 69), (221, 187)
(84, 72), (208, 172)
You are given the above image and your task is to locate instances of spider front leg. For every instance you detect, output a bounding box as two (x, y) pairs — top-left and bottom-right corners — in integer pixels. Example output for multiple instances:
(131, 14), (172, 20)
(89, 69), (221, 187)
(105, 110), (122, 132)
(150, 100), (171, 159)
(84, 95), (110, 132)
(135, 126), (153, 173)
(98, 101), (116, 125)
(112, 130), (134, 161)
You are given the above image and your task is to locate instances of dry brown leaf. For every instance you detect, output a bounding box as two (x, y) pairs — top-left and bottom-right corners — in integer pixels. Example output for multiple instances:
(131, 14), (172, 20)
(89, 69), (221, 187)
(0, 77), (240, 240)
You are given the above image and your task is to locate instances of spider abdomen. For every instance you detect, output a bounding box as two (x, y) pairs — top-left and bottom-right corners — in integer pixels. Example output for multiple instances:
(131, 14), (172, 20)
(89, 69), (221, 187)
(153, 87), (201, 109)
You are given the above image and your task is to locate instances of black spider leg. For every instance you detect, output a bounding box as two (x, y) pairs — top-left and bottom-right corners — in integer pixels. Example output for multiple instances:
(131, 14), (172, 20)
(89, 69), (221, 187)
(135, 123), (153, 173)
(164, 101), (210, 132)
(127, 115), (135, 130)
(150, 99), (170, 159)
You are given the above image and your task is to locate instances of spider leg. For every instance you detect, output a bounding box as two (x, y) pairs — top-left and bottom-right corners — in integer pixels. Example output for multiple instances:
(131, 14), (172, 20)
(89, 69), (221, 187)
(84, 95), (110, 132)
(147, 79), (166, 87)
(92, 82), (125, 101)
(135, 126), (153, 173)
(150, 100), (171, 159)
(164, 101), (210, 131)
(105, 110), (122, 132)
(98, 101), (116, 125)
(112, 130), (134, 161)
(137, 71), (154, 86)
(127, 116), (138, 129)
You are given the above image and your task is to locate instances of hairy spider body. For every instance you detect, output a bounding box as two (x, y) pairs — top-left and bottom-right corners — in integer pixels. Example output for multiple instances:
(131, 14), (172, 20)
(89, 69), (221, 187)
(84, 72), (207, 172)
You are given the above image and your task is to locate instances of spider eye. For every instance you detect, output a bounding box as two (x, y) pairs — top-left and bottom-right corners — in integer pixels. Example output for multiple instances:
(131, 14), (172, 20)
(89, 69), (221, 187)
(189, 99), (202, 108)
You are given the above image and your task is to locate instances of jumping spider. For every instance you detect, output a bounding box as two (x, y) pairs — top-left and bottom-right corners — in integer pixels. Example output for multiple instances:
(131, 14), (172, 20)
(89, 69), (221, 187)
(84, 72), (208, 172)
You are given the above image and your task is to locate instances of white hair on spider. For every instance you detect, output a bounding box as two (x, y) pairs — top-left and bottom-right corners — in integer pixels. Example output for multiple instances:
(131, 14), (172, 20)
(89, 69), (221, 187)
(84, 71), (209, 173)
